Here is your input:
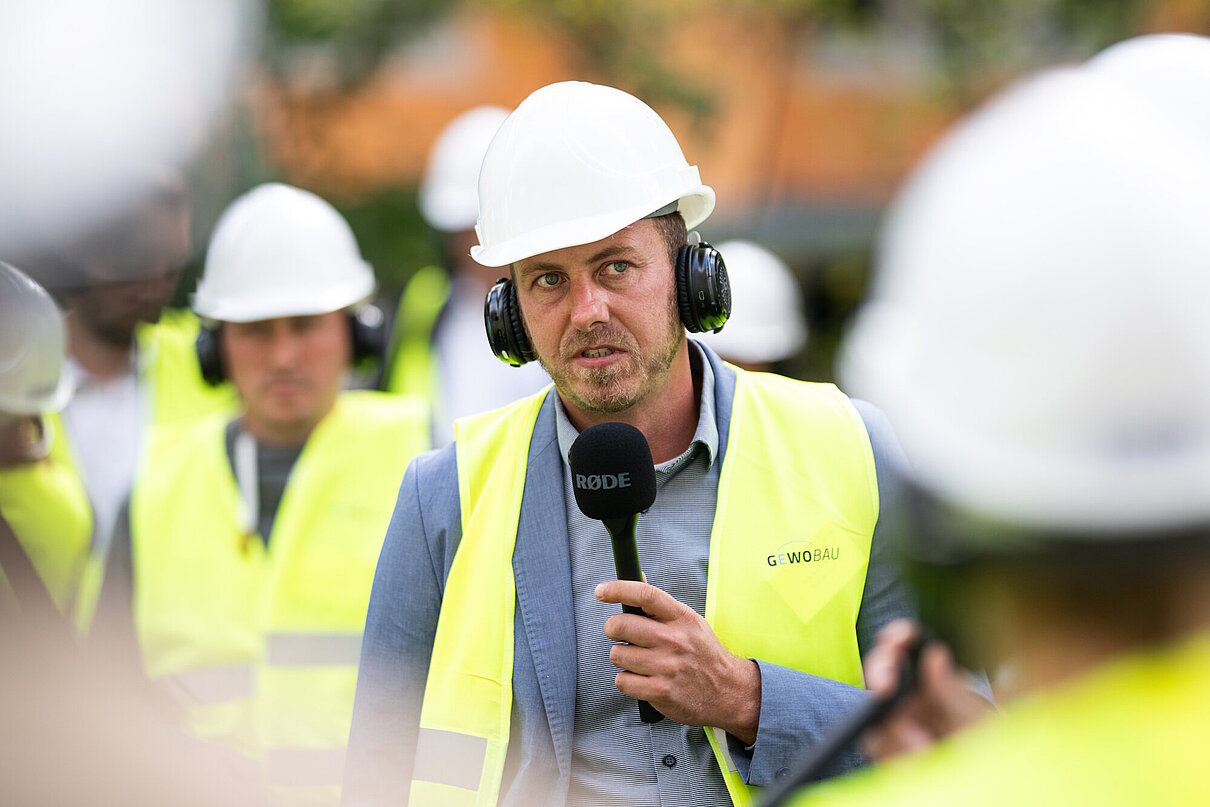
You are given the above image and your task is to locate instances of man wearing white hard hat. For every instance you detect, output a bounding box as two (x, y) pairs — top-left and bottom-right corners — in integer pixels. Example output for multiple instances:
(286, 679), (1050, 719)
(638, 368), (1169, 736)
(94, 183), (431, 805)
(346, 81), (915, 805)
(383, 106), (549, 444)
(0, 261), (91, 618)
(780, 33), (1210, 807)
(698, 240), (808, 373)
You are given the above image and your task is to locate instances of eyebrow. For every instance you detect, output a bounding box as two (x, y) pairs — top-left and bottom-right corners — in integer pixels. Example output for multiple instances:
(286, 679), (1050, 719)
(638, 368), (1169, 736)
(517, 244), (645, 279)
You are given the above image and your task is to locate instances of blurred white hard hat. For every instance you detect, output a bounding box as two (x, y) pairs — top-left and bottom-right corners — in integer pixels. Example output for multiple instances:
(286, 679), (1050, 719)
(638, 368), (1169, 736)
(839, 42), (1210, 537)
(420, 106), (510, 233)
(0, 0), (253, 259)
(194, 183), (375, 323)
(700, 240), (807, 364)
(0, 261), (71, 416)
(472, 81), (715, 267)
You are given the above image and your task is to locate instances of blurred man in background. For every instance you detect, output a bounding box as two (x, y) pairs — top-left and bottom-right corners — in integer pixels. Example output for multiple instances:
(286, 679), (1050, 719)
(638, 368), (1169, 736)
(383, 105), (549, 445)
(26, 169), (236, 628)
(698, 240), (807, 374)
(94, 183), (430, 805)
(778, 32), (1210, 807)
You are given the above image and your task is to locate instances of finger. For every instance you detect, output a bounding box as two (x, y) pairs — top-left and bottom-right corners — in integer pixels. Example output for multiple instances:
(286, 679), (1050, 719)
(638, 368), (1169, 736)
(594, 580), (684, 621)
(614, 669), (671, 705)
(608, 642), (668, 677)
(602, 612), (667, 647)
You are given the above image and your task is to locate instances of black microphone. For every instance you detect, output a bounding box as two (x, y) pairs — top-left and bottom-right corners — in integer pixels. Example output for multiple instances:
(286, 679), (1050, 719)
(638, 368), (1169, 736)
(568, 422), (662, 724)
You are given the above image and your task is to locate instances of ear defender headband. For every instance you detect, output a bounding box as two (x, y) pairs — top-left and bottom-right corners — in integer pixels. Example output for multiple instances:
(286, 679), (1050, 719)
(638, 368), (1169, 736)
(482, 234), (731, 368)
(195, 304), (387, 386)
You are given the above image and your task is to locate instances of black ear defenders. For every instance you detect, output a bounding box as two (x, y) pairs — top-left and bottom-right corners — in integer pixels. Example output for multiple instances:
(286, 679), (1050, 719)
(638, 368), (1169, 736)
(195, 304), (387, 386)
(483, 239), (731, 367)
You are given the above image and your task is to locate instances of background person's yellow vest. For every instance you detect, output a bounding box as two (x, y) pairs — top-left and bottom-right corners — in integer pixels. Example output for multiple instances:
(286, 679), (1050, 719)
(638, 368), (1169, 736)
(411, 370), (879, 806)
(61, 308), (239, 631)
(0, 425), (93, 612)
(132, 391), (428, 806)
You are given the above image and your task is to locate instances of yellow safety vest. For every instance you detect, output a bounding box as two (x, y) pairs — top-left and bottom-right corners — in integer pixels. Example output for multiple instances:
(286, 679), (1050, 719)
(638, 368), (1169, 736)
(0, 423), (93, 612)
(788, 632), (1210, 807)
(67, 308), (238, 632)
(131, 391), (429, 805)
(411, 369), (880, 806)
(383, 264), (450, 405)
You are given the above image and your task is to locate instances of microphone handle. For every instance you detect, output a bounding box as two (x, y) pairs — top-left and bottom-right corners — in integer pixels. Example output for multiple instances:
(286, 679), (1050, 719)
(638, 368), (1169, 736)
(604, 516), (665, 724)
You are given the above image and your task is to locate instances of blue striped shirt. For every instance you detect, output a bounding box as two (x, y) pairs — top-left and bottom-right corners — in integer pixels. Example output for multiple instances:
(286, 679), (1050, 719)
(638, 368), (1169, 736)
(555, 341), (733, 806)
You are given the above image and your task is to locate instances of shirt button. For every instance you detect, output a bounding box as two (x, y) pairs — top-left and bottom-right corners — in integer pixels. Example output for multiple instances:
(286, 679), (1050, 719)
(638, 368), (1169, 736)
(775, 767), (790, 780)
(662, 754), (677, 769)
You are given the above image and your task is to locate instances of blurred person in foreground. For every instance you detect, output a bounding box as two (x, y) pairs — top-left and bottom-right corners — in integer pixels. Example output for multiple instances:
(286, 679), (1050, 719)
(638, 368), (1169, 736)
(698, 240), (807, 375)
(26, 168), (236, 629)
(345, 80), (918, 806)
(383, 105), (549, 444)
(93, 183), (430, 805)
(0, 261), (90, 618)
(781, 33), (1210, 807)
(0, 261), (266, 806)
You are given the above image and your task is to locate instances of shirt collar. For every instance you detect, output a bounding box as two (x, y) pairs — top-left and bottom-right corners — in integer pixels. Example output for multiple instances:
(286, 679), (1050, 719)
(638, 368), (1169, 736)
(555, 339), (719, 468)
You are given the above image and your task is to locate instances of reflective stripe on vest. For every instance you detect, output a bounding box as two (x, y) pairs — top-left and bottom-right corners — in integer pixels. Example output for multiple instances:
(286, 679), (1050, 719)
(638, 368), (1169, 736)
(413, 370), (879, 805)
(132, 390), (430, 795)
(384, 264), (450, 403)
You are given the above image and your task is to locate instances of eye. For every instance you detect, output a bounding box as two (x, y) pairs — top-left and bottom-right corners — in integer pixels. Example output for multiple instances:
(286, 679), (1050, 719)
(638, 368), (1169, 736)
(536, 272), (562, 288)
(605, 260), (629, 275)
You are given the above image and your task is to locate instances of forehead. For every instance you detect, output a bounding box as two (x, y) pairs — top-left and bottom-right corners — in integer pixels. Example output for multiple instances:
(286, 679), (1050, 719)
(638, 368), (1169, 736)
(514, 219), (664, 274)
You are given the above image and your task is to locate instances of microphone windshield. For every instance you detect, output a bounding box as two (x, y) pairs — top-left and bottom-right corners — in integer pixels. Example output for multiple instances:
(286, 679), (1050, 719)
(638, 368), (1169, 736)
(568, 422), (657, 520)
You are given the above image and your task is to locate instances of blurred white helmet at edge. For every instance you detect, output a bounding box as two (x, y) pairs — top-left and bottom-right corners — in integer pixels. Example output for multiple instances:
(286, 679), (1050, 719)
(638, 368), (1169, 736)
(0, 261), (71, 416)
(0, 0), (254, 258)
(194, 183), (376, 323)
(420, 106), (510, 234)
(700, 240), (807, 365)
(838, 36), (1210, 537)
(472, 81), (715, 267)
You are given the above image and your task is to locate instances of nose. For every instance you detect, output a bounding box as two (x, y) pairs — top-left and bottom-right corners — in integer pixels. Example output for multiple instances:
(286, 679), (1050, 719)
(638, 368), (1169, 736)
(266, 322), (304, 369)
(568, 277), (608, 332)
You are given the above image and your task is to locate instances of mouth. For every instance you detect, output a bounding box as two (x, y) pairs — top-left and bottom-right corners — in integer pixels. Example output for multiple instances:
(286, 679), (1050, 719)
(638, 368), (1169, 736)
(581, 347), (615, 359)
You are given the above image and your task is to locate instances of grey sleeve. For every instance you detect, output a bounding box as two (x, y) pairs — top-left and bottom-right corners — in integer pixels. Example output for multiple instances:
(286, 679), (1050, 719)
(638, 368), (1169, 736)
(343, 447), (459, 806)
(735, 398), (918, 786)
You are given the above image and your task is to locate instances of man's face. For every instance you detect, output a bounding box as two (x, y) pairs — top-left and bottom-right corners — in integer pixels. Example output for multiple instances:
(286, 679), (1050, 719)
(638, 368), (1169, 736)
(513, 219), (683, 416)
(71, 203), (190, 347)
(221, 312), (350, 445)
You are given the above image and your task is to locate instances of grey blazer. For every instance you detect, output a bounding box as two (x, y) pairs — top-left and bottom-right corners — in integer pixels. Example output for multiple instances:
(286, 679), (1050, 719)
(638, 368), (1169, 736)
(343, 344), (915, 805)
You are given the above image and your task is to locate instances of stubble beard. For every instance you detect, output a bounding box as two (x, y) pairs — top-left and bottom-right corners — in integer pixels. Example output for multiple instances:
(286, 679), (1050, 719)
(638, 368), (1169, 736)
(540, 299), (684, 415)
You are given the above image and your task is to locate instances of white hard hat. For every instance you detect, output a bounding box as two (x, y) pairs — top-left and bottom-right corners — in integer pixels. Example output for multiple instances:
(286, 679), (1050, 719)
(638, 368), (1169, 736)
(420, 106), (510, 233)
(699, 240), (807, 364)
(471, 81), (715, 267)
(0, 261), (71, 416)
(194, 183), (375, 323)
(838, 57), (1210, 537)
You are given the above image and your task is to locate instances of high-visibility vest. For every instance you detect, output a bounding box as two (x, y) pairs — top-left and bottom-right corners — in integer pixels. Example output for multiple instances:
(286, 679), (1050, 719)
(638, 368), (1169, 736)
(383, 264), (450, 405)
(131, 391), (429, 805)
(0, 423), (93, 612)
(64, 308), (238, 632)
(410, 369), (880, 806)
(787, 632), (1210, 807)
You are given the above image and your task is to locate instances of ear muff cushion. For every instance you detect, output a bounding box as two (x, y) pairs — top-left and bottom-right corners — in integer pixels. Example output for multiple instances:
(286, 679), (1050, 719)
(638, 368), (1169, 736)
(504, 281), (535, 364)
(195, 326), (225, 386)
(675, 244), (698, 332)
(349, 305), (386, 365)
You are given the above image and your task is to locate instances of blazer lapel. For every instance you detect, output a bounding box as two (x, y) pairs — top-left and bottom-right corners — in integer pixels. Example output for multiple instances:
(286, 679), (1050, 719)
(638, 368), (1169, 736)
(512, 395), (577, 781)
